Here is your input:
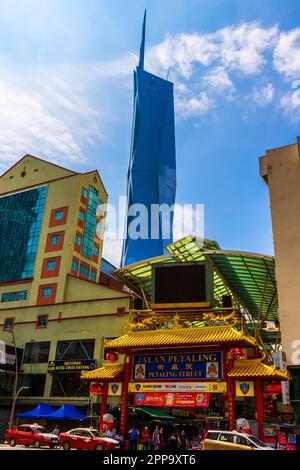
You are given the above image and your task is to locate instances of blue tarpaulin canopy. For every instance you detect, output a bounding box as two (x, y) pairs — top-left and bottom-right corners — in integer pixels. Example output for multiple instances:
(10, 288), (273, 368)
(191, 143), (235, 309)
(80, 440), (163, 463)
(16, 403), (54, 418)
(42, 404), (87, 420)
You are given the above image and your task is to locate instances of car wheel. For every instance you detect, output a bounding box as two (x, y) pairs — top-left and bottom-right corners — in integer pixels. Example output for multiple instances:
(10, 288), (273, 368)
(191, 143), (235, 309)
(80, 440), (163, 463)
(49, 443), (56, 449)
(9, 438), (16, 447)
(95, 444), (103, 450)
(34, 439), (41, 448)
(63, 441), (71, 451)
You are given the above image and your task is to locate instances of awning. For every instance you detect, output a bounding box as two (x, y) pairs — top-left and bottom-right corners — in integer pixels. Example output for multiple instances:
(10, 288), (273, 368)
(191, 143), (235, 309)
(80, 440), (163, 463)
(105, 324), (256, 350)
(135, 407), (174, 420)
(41, 404), (87, 420)
(16, 403), (54, 418)
(228, 359), (288, 380)
(81, 364), (124, 382)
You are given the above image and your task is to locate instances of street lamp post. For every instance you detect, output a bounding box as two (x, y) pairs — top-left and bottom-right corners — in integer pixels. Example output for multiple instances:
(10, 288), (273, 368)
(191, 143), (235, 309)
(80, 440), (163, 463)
(5, 330), (27, 430)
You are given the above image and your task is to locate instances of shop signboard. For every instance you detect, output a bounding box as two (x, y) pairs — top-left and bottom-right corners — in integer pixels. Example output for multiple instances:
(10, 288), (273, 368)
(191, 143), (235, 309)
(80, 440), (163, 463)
(129, 381), (227, 393)
(235, 381), (255, 397)
(132, 351), (223, 381)
(134, 392), (210, 407)
(48, 359), (96, 373)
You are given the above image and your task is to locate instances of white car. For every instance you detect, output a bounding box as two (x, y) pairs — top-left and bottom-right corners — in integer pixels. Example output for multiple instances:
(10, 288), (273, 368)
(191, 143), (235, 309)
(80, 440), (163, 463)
(203, 430), (274, 450)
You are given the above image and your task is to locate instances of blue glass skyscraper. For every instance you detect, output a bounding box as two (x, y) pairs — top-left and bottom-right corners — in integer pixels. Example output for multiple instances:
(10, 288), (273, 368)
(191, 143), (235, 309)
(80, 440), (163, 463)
(122, 12), (176, 266)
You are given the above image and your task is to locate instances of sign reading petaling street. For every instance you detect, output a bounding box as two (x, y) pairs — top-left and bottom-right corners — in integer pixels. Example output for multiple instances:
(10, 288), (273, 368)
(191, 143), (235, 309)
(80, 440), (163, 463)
(132, 351), (223, 380)
(48, 359), (96, 373)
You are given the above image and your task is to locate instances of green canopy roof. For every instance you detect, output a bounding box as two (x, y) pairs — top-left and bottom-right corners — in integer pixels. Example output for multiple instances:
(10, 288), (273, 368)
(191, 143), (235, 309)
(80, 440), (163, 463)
(135, 407), (174, 420)
(115, 236), (278, 322)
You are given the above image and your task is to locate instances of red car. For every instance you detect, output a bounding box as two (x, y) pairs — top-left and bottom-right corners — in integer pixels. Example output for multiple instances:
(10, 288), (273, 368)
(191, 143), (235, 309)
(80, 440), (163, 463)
(59, 427), (120, 450)
(6, 424), (59, 448)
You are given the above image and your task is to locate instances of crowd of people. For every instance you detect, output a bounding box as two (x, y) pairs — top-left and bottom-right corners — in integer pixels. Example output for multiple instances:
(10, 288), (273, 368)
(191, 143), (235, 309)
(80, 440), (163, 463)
(127, 425), (203, 451)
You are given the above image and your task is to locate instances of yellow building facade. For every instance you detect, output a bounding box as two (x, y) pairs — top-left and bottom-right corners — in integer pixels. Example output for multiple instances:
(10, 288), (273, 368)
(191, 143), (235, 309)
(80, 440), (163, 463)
(0, 155), (130, 436)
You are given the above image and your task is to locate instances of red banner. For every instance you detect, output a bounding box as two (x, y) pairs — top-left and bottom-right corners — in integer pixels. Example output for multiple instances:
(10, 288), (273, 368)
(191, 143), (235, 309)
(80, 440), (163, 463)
(134, 392), (210, 407)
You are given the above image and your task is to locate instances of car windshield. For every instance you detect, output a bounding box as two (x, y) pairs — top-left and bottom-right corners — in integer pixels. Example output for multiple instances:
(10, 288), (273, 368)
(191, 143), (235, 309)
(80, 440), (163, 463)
(247, 435), (267, 447)
(34, 428), (47, 434)
(90, 430), (102, 438)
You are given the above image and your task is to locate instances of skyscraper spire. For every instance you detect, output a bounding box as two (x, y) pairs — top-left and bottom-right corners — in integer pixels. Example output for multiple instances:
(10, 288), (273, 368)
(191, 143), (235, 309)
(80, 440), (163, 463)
(138, 10), (146, 69)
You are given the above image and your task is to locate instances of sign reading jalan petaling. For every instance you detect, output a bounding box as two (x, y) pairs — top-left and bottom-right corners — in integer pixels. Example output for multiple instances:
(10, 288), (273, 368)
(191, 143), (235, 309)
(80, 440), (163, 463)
(48, 359), (96, 373)
(132, 351), (223, 381)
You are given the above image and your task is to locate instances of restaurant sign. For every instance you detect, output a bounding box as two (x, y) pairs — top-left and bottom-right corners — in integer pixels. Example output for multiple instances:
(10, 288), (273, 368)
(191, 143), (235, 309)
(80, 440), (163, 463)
(129, 381), (227, 393)
(48, 359), (96, 373)
(134, 392), (210, 408)
(132, 351), (223, 380)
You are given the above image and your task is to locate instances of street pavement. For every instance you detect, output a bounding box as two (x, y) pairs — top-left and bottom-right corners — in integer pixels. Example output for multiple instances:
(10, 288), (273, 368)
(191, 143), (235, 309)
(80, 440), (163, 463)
(0, 443), (63, 451)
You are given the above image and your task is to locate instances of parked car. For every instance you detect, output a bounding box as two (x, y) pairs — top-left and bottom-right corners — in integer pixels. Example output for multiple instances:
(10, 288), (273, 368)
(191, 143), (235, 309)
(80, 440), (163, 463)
(59, 428), (120, 450)
(6, 424), (59, 448)
(202, 430), (274, 450)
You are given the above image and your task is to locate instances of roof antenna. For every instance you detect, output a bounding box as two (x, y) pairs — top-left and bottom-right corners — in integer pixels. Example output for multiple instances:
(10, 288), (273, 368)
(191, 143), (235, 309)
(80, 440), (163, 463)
(166, 67), (171, 81)
(138, 10), (147, 69)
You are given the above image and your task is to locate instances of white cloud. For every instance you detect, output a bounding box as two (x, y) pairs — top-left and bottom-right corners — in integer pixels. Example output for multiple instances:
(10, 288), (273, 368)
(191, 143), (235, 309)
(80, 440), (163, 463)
(279, 89), (300, 121)
(252, 83), (274, 106)
(175, 92), (214, 118)
(202, 66), (235, 98)
(273, 28), (300, 79)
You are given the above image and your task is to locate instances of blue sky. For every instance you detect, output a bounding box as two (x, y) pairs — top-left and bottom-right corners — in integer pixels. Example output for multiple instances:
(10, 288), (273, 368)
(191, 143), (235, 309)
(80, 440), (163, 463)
(1, 0), (300, 265)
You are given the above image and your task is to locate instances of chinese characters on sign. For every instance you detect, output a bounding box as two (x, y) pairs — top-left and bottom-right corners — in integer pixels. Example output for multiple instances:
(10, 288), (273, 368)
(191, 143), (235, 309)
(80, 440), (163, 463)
(134, 392), (210, 407)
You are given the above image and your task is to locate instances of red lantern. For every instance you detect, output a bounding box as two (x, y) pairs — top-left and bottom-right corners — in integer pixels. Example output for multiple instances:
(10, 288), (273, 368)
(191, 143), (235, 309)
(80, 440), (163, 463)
(105, 351), (119, 362)
(229, 348), (245, 359)
(89, 383), (103, 396)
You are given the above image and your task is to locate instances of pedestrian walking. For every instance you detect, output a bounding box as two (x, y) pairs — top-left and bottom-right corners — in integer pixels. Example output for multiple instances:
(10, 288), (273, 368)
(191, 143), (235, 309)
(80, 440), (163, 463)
(177, 429), (189, 450)
(51, 425), (60, 436)
(141, 426), (151, 450)
(128, 426), (139, 451)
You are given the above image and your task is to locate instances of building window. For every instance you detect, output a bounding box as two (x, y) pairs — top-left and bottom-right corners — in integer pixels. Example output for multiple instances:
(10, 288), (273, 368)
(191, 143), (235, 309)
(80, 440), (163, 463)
(51, 373), (89, 397)
(79, 264), (89, 278)
(81, 187), (88, 199)
(50, 234), (60, 245)
(75, 234), (82, 246)
(46, 260), (56, 271)
(36, 315), (48, 328)
(71, 259), (79, 273)
(90, 270), (97, 282)
(24, 342), (50, 363)
(3, 318), (15, 331)
(78, 210), (85, 222)
(20, 374), (46, 397)
(1, 291), (28, 303)
(42, 287), (52, 298)
(93, 245), (99, 258)
(54, 210), (63, 221)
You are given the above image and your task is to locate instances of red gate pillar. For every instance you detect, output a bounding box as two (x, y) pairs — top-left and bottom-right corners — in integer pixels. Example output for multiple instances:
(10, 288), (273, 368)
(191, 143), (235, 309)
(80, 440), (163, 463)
(120, 351), (131, 439)
(227, 357), (235, 431)
(99, 381), (108, 428)
(254, 378), (264, 441)
(227, 376), (235, 431)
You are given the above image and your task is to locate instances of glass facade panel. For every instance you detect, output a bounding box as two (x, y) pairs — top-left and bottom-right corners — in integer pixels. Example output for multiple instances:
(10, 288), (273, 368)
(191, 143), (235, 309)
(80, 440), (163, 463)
(78, 210), (85, 222)
(0, 186), (48, 282)
(82, 187), (101, 258)
(20, 374), (46, 397)
(81, 187), (88, 198)
(75, 235), (82, 246)
(90, 270), (97, 281)
(1, 291), (28, 302)
(55, 339), (94, 360)
(24, 342), (50, 363)
(50, 373), (89, 397)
